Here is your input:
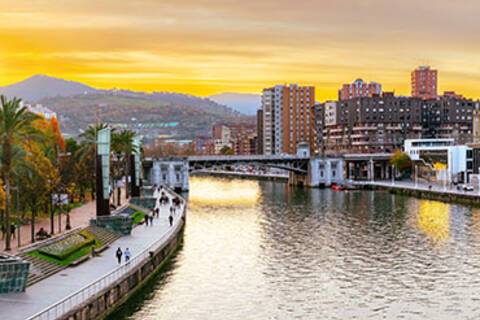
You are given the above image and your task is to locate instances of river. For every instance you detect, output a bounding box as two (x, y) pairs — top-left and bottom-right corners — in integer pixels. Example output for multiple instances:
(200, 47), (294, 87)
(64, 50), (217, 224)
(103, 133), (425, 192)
(110, 176), (480, 319)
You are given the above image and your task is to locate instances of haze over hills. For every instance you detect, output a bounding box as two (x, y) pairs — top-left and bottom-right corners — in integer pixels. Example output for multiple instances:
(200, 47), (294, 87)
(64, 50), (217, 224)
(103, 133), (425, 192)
(209, 93), (261, 115)
(0, 75), (254, 139)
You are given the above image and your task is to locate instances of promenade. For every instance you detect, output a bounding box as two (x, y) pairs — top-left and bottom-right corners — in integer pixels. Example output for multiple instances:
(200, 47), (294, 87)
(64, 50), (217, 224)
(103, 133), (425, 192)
(0, 191), (184, 320)
(354, 179), (480, 198)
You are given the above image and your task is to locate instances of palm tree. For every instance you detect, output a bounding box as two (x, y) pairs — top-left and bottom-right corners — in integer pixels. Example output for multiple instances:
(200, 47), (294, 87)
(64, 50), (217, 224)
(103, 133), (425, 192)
(111, 129), (137, 205)
(0, 96), (39, 250)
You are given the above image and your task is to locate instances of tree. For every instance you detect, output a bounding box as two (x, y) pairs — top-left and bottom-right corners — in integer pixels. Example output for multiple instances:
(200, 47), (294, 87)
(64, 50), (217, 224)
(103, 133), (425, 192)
(390, 150), (412, 174)
(111, 129), (137, 205)
(0, 95), (40, 250)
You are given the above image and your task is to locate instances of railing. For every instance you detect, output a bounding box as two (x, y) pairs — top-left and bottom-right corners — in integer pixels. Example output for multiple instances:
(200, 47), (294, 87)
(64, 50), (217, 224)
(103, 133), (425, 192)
(27, 188), (186, 320)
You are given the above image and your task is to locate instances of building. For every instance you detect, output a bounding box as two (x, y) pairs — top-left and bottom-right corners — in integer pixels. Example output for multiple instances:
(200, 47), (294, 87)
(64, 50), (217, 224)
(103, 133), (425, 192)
(261, 84), (315, 155)
(229, 124), (257, 155)
(404, 138), (473, 183)
(338, 79), (382, 101)
(411, 66), (438, 100)
(23, 103), (57, 120)
(212, 124), (232, 154)
(256, 109), (264, 154)
(316, 93), (476, 155)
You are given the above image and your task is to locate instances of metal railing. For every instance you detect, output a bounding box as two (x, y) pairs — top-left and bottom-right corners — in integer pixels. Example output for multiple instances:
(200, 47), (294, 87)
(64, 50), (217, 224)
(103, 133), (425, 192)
(27, 188), (186, 320)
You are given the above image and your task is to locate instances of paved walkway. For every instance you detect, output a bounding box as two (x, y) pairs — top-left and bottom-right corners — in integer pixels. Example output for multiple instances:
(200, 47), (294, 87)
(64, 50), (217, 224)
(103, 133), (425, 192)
(355, 180), (480, 197)
(0, 189), (184, 320)
(0, 190), (128, 252)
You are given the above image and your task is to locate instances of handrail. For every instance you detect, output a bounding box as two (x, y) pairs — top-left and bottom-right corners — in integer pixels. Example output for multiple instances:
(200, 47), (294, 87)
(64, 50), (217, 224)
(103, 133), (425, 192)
(26, 187), (186, 320)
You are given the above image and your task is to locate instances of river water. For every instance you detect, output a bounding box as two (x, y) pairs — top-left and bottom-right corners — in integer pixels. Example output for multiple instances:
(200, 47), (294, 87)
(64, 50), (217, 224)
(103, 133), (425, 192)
(111, 176), (480, 319)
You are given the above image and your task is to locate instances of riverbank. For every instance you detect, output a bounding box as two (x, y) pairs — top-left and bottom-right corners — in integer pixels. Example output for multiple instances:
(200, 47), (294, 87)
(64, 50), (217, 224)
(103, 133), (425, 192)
(0, 188), (186, 320)
(355, 180), (480, 207)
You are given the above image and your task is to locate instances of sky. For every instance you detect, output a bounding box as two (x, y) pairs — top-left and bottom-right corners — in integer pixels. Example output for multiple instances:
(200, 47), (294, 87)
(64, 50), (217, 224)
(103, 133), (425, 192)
(0, 0), (479, 101)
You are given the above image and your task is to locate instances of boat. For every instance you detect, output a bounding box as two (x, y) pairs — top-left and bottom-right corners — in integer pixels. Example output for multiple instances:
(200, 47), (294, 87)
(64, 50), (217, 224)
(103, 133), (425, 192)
(331, 183), (345, 191)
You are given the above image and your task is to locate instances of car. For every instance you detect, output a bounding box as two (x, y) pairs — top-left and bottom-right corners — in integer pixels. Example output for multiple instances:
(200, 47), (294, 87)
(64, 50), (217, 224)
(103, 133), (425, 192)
(462, 184), (474, 191)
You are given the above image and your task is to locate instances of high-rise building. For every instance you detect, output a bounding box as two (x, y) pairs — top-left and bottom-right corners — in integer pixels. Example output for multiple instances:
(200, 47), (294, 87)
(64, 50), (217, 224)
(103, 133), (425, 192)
(411, 66), (438, 100)
(261, 84), (315, 155)
(212, 124), (232, 154)
(338, 79), (382, 101)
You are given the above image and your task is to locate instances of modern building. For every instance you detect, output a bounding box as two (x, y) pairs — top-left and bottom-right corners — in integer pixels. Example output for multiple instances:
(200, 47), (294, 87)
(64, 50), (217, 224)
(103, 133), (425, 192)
(261, 84), (315, 155)
(404, 138), (473, 183)
(338, 79), (382, 101)
(315, 93), (476, 155)
(411, 66), (438, 100)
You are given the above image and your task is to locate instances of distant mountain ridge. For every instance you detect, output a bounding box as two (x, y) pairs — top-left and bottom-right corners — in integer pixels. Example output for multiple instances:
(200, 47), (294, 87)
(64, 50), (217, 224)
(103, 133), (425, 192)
(0, 74), (98, 101)
(209, 92), (261, 115)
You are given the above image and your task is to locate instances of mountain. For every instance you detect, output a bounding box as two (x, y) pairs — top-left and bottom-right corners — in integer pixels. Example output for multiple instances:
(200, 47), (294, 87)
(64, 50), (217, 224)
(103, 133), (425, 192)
(209, 93), (261, 115)
(0, 75), (98, 101)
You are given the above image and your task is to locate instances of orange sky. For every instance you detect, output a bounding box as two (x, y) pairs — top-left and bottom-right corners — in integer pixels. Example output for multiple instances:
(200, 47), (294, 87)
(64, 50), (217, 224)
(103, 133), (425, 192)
(0, 0), (479, 100)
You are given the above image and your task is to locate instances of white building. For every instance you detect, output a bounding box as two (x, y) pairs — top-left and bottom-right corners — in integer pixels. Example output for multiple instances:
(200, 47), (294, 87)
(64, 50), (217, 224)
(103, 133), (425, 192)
(22, 102), (57, 120)
(324, 101), (338, 126)
(404, 138), (473, 183)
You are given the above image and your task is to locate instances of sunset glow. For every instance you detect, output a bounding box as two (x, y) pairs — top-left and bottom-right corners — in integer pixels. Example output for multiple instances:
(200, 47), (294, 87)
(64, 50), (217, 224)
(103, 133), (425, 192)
(0, 0), (479, 100)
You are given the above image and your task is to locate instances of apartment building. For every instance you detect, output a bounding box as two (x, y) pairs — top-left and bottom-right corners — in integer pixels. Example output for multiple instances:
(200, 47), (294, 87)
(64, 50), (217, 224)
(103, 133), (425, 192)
(261, 84), (315, 155)
(411, 66), (438, 100)
(338, 79), (382, 101)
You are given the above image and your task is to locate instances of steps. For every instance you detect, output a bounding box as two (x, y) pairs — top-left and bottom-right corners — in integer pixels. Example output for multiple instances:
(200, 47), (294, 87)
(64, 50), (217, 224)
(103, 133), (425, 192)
(17, 226), (121, 287)
(84, 225), (121, 247)
(17, 252), (65, 287)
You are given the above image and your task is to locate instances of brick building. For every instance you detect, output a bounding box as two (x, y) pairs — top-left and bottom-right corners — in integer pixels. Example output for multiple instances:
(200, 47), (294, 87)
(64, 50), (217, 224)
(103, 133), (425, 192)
(338, 79), (382, 101)
(411, 66), (438, 100)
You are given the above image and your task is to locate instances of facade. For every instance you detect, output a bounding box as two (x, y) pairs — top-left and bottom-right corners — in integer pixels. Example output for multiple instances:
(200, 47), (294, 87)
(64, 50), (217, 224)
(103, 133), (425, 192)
(229, 124), (257, 155)
(338, 79), (382, 101)
(316, 93), (475, 155)
(212, 124), (232, 154)
(404, 138), (473, 183)
(411, 66), (438, 100)
(261, 84), (315, 155)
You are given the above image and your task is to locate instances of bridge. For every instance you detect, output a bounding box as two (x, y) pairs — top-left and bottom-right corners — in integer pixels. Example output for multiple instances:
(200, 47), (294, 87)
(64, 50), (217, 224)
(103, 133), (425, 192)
(142, 153), (394, 191)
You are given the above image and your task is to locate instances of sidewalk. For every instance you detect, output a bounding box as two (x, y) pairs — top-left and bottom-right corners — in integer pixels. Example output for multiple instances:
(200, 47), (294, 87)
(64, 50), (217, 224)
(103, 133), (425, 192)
(0, 191), (184, 320)
(1, 189), (128, 253)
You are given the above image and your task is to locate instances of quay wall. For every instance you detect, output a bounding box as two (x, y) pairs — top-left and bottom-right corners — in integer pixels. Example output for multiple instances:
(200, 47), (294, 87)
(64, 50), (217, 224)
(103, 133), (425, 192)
(362, 184), (480, 207)
(58, 206), (186, 320)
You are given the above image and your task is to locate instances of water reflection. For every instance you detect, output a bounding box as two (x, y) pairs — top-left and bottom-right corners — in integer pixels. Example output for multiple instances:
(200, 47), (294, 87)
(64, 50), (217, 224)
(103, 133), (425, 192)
(113, 177), (480, 320)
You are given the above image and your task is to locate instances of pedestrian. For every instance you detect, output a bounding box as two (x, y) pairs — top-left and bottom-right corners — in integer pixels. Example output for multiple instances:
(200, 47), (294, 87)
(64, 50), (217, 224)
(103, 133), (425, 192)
(144, 213), (149, 226)
(116, 247), (123, 264)
(10, 224), (16, 239)
(155, 207), (159, 218)
(124, 248), (131, 263)
(149, 213), (154, 226)
(169, 214), (173, 227)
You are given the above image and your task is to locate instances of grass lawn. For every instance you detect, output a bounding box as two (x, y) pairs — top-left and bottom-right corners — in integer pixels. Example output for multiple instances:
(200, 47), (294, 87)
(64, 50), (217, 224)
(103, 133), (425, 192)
(131, 210), (146, 225)
(27, 231), (104, 266)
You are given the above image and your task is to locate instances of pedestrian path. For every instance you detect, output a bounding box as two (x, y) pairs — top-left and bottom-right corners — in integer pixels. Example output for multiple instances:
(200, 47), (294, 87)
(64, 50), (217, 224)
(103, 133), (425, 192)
(0, 189), (185, 320)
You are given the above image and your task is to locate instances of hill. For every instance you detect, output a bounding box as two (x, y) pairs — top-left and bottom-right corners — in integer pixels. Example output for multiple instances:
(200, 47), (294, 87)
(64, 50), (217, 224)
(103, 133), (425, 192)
(39, 93), (254, 140)
(209, 93), (261, 115)
(0, 75), (98, 101)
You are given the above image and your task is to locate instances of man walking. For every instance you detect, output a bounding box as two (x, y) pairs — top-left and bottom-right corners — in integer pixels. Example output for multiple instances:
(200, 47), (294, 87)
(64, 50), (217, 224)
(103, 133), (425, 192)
(169, 214), (173, 227)
(116, 247), (123, 264)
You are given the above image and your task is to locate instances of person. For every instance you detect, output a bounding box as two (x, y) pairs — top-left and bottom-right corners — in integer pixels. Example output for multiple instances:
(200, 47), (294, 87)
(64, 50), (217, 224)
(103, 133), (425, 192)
(169, 214), (173, 227)
(116, 247), (123, 264)
(124, 248), (131, 263)
(36, 227), (50, 240)
(155, 207), (160, 218)
(144, 212), (149, 226)
(10, 224), (16, 239)
(149, 213), (154, 226)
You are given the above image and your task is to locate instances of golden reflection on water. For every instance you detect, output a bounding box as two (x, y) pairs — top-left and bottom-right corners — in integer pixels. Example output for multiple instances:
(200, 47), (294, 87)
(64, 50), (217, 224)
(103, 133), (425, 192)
(189, 177), (260, 207)
(416, 200), (450, 243)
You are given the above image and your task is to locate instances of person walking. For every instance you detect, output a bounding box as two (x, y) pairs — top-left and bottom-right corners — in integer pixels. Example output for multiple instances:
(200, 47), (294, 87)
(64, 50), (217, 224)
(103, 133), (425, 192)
(10, 224), (16, 239)
(155, 207), (159, 218)
(124, 248), (131, 263)
(149, 213), (154, 226)
(116, 247), (123, 264)
(169, 214), (173, 227)
(144, 213), (149, 226)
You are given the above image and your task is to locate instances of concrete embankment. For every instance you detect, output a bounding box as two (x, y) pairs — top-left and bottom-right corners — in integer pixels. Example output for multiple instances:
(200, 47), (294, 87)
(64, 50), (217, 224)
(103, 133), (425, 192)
(358, 182), (480, 207)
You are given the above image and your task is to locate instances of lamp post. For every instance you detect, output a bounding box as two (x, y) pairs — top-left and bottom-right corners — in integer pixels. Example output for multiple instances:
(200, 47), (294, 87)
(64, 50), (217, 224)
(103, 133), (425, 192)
(415, 165), (418, 188)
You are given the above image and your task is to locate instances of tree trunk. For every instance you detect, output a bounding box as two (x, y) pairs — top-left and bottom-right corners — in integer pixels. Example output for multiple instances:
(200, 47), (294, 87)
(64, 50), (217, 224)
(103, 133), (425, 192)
(4, 174), (11, 251)
(49, 196), (54, 235)
(31, 206), (36, 244)
(117, 186), (121, 206)
(125, 157), (130, 199)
